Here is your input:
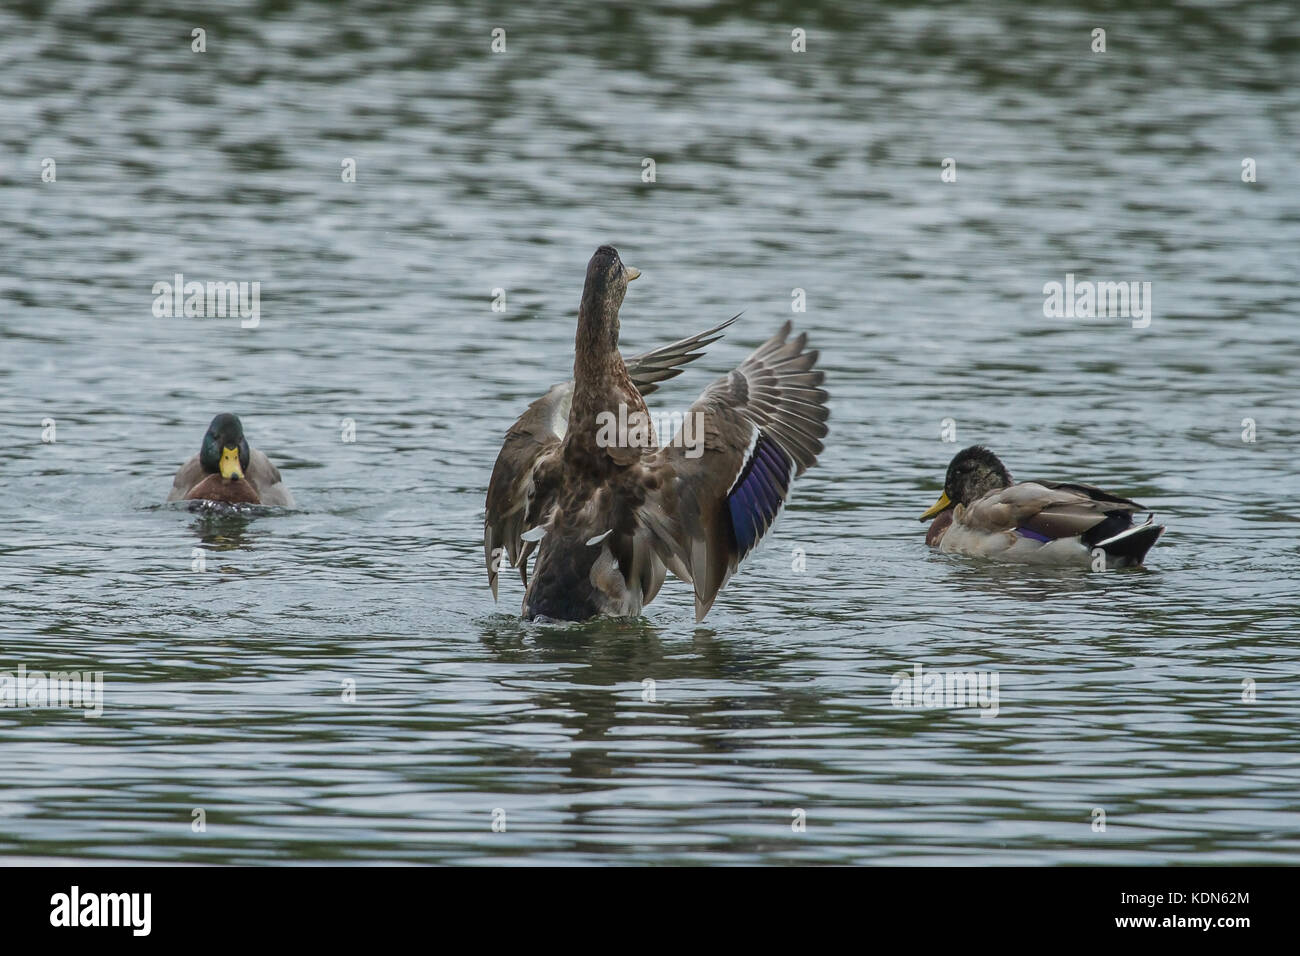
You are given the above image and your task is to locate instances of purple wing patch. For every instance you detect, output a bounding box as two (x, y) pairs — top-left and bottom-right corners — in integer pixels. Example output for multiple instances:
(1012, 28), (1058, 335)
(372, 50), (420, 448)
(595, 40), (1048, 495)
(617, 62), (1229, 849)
(727, 432), (793, 559)
(1015, 526), (1052, 543)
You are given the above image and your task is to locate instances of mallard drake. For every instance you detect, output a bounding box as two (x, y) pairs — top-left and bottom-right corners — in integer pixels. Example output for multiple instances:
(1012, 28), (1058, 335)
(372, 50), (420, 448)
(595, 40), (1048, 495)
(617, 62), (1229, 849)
(167, 413), (294, 506)
(919, 445), (1163, 567)
(484, 245), (830, 622)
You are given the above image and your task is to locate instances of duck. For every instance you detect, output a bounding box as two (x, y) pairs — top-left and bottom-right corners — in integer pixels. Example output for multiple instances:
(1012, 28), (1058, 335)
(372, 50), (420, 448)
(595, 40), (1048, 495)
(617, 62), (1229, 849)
(919, 445), (1163, 567)
(167, 413), (295, 507)
(484, 245), (830, 622)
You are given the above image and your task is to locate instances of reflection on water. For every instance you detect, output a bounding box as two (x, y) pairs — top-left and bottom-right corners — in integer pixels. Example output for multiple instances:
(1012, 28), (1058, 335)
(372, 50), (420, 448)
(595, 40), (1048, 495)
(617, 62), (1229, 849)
(0, 0), (1298, 863)
(188, 511), (256, 551)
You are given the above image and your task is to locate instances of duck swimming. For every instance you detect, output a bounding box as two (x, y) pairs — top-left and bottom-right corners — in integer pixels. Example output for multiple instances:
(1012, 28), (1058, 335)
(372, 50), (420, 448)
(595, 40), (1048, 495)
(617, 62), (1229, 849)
(919, 445), (1163, 567)
(167, 413), (295, 506)
(484, 245), (829, 622)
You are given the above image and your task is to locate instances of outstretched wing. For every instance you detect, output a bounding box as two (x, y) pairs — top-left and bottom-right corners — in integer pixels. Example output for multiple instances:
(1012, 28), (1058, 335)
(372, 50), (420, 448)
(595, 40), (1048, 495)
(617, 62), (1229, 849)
(484, 384), (567, 599)
(636, 321), (829, 621)
(624, 313), (739, 396)
(483, 314), (739, 599)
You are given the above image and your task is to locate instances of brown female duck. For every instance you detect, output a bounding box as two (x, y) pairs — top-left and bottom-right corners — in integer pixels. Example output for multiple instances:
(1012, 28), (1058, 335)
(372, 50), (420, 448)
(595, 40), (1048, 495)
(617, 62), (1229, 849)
(485, 245), (830, 621)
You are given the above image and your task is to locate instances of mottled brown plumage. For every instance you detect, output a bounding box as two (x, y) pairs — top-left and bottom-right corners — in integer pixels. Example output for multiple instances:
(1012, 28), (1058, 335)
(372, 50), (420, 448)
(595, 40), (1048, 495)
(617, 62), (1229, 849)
(482, 312), (737, 599)
(484, 245), (830, 622)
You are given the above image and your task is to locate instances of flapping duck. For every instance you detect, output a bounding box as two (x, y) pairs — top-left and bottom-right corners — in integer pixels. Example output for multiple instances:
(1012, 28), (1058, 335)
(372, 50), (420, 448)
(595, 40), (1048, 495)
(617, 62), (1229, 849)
(484, 245), (829, 621)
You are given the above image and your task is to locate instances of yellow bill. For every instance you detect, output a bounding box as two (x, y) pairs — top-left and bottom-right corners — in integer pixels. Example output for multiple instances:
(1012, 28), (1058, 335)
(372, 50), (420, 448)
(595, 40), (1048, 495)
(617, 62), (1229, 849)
(919, 492), (952, 522)
(624, 266), (641, 281)
(219, 446), (244, 481)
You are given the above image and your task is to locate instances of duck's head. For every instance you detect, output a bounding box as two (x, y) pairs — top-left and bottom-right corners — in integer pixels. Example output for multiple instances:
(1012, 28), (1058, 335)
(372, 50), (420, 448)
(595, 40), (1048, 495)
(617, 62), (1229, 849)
(579, 245), (640, 348)
(919, 445), (1013, 520)
(199, 413), (251, 482)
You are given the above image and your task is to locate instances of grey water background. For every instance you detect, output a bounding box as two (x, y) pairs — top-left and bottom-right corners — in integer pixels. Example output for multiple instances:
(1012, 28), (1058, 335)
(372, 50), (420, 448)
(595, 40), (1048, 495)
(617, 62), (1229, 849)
(1, 0), (1298, 864)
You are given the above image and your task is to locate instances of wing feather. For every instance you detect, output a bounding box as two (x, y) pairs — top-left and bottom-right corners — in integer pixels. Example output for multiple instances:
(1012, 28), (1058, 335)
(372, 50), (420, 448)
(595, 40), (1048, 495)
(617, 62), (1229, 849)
(484, 384), (568, 599)
(624, 314), (740, 396)
(962, 480), (1146, 541)
(637, 321), (828, 621)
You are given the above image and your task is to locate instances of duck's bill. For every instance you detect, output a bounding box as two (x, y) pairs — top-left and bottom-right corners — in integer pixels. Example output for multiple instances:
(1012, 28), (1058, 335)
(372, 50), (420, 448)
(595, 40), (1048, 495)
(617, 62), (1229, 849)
(219, 446), (245, 481)
(624, 266), (641, 281)
(919, 492), (952, 521)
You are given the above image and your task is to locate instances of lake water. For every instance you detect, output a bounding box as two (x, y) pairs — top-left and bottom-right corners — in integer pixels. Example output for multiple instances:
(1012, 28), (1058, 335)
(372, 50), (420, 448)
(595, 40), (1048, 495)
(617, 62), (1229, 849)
(1, 0), (1297, 864)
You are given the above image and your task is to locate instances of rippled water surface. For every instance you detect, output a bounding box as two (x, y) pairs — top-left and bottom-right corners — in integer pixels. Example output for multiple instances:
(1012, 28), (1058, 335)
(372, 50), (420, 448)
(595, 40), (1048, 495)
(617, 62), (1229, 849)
(2, 1), (1298, 864)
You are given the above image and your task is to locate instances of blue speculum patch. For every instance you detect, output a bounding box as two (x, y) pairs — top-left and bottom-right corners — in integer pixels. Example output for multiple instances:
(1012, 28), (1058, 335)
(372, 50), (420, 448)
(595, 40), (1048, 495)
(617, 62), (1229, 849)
(727, 432), (793, 558)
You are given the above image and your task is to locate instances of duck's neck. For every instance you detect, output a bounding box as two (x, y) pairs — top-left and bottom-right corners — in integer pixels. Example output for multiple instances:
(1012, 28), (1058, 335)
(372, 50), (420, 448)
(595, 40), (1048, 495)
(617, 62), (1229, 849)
(573, 292), (620, 381)
(568, 297), (646, 457)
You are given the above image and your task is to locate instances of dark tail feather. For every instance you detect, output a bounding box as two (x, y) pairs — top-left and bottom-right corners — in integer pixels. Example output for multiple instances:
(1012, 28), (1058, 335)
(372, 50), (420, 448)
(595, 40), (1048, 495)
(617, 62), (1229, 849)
(1095, 518), (1165, 566)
